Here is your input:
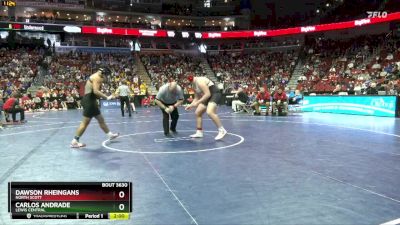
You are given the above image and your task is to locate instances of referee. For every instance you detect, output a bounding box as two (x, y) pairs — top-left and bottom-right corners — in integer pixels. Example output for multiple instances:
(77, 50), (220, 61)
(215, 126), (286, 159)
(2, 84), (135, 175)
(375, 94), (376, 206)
(155, 81), (184, 136)
(116, 80), (132, 117)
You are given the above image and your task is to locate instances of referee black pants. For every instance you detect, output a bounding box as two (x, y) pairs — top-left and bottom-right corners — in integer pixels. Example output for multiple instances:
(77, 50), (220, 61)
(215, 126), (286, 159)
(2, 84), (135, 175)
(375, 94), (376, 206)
(120, 96), (131, 117)
(160, 102), (179, 135)
(5, 107), (25, 122)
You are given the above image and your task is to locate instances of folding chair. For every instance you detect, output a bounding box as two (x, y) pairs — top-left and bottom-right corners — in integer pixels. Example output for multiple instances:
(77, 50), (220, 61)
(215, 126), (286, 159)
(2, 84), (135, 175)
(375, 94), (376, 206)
(242, 104), (253, 114)
(288, 98), (303, 114)
(0, 111), (5, 124)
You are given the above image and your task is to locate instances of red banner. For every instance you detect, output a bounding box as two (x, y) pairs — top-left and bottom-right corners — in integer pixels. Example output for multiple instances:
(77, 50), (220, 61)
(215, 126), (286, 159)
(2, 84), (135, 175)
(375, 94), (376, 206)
(81, 26), (167, 37)
(201, 12), (400, 39)
(80, 12), (400, 39)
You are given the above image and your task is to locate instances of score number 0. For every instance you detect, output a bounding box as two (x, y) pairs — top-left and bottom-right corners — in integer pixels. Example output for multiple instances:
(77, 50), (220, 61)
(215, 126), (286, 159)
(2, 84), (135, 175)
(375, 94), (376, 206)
(118, 191), (125, 210)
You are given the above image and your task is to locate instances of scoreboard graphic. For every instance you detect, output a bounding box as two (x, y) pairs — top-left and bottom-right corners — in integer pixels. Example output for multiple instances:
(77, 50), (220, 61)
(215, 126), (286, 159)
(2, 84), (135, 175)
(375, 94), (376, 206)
(8, 182), (132, 220)
(1, 1), (16, 7)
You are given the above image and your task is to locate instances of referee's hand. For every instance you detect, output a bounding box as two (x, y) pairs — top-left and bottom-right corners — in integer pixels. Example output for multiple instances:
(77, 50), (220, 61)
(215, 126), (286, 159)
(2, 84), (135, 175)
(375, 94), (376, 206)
(164, 107), (172, 114)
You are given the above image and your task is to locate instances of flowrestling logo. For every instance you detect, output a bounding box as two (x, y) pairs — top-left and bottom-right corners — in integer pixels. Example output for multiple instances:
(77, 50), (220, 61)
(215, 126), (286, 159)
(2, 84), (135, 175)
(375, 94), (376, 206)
(254, 31), (267, 37)
(300, 26), (316, 33)
(354, 19), (371, 26)
(367, 11), (388, 18)
(97, 27), (112, 34)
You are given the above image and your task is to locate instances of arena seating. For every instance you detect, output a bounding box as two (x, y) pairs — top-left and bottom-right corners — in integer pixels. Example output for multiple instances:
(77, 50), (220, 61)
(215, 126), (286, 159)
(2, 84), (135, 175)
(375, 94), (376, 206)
(1, 33), (399, 116)
(0, 47), (43, 98)
(208, 51), (298, 92)
(140, 53), (207, 92)
(297, 35), (400, 95)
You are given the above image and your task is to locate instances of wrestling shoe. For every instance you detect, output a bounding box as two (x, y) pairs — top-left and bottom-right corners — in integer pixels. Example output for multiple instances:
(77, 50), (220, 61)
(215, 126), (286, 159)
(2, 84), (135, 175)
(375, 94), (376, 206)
(215, 128), (227, 140)
(70, 139), (86, 148)
(190, 130), (203, 138)
(108, 132), (120, 140)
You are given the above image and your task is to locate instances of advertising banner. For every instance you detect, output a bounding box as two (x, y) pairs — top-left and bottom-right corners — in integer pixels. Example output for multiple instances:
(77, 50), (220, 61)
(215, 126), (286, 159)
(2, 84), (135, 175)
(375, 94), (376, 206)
(302, 96), (397, 117)
(81, 26), (167, 37)
(201, 12), (400, 39)
(99, 100), (121, 109)
(0, 23), (78, 32)
(1, 12), (399, 39)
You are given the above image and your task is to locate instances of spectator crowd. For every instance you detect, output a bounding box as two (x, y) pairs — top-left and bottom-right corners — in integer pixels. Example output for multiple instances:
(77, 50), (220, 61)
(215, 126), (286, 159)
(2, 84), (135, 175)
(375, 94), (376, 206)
(1, 33), (400, 127)
(297, 35), (400, 95)
(141, 53), (207, 93)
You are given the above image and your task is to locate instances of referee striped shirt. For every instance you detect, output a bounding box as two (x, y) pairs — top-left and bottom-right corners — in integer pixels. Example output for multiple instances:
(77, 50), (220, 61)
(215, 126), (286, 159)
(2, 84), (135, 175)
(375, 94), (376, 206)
(117, 85), (130, 97)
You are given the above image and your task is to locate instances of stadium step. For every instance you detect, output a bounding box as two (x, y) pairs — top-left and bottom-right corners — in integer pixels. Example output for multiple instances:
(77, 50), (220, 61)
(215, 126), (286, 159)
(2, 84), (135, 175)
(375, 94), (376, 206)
(135, 53), (157, 95)
(200, 57), (219, 84)
(287, 58), (305, 90)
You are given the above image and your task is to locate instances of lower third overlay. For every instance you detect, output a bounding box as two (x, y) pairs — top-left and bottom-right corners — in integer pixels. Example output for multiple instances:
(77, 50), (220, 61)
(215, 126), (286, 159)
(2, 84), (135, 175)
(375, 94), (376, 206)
(8, 181), (132, 220)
